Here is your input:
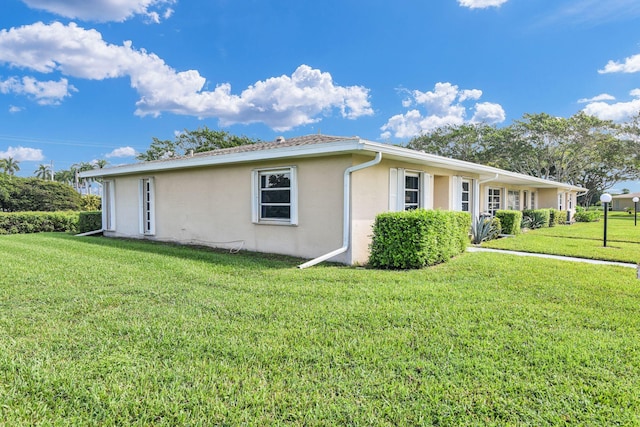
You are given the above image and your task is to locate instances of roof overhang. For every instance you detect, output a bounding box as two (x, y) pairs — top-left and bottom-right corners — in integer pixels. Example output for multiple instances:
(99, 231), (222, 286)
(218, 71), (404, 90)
(80, 137), (586, 192)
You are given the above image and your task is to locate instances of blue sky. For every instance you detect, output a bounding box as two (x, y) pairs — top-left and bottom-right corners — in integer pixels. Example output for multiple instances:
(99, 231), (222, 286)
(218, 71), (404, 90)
(1, 0), (640, 190)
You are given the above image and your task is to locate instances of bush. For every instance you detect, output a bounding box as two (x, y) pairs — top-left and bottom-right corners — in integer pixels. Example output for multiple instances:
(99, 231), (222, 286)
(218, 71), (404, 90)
(369, 209), (471, 269)
(78, 211), (102, 233)
(574, 210), (602, 222)
(0, 212), (79, 234)
(495, 210), (523, 235)
(82, 194), (102, 211)
(0, 175), (82, 212)
(549, 209), (566, 227)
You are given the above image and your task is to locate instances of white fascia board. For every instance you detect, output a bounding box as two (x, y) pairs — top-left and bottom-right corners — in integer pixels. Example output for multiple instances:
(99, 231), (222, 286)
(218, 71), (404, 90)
(80, 137), (586, 192)
(359, 141), (587, 192)
(79, 139), (367, 179)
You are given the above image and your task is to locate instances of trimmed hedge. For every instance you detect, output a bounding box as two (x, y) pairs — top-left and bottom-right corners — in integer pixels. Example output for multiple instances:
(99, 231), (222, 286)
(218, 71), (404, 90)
(78, 211), (102, 233)
(549, 209), (567, 227)
(0, 175), (82, 212)
(574, 210), (601, 222)
(0, 211), (79, 234)
(494, 210), (523, 235)
(369, 209), (471, 269)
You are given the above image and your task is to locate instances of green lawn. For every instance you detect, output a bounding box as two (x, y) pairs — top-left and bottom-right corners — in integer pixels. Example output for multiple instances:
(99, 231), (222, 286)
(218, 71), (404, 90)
(483, 212), (640, 264)
(1, 233), (640, 425)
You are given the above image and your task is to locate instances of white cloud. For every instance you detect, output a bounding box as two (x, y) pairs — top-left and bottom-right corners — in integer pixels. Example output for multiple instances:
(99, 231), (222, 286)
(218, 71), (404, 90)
(0, 22), (372, 131)
(582, 89), (640, 121)
(577, 93), (616, 103)
(471, 102), (506, 123)
(0, 146), (44, 161)
(380, 82), (505, 139)
(599, 53), (640, 74)
(9, 105), (24, 113)
(458, 0), (508, 9)
(21, 0), (176, 23)
(0, 76), (76, 105)
(106, 146), (136, 158)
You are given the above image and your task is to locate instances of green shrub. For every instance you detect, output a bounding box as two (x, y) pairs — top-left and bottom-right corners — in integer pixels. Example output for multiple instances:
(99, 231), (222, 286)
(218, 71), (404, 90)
(78, 211), (102, 233)
(369, 210), (470, 269)
(82, 194), (102, 211)
(0, 212), (79, 234)
(574, 210), (602, 222)
(0, 175), (82, 212)
(549, 209), (566, 227)
(495, 210), (523, 235)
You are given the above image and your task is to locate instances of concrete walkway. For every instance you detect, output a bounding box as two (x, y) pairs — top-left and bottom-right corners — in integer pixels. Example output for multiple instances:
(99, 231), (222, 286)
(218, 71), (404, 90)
(466, 246), (638, 269)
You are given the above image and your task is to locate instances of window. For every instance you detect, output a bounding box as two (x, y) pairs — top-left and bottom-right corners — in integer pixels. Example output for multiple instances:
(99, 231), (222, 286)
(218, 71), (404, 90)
(103, 180), (115, 231)
(404, 172), (420, 210)
(389, 169), (431, 211)
(530, 191), (536, 209)
(558, 193), (563, 210)
(139, 177), (155, 235)
(567, 192), (573, 209)
(523, 191), (529, 209)
(507, 190), (520, 210)
(461, 179), (471, 212)
(252, 167), (297, 225)
(487, 188), (501, 216)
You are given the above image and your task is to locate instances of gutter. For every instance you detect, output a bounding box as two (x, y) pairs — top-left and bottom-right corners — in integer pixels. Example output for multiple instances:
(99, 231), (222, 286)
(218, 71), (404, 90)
(479, 173), (499, 184)
(298, 152), (383, 269)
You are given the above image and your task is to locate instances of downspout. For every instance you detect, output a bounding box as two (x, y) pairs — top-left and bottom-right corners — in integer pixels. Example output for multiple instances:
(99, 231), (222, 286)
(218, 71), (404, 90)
(479, 173), (499, 185)
(298, 152), (383, 269)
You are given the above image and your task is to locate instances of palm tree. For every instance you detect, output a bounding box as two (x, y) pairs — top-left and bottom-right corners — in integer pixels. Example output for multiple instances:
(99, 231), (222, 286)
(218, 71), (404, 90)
(34, 164), (52, 180)
(0, 158), (6, 174)
(2, 157), (20, 175)
(54, 169), (75, 186)
(94, 159), (109, 169)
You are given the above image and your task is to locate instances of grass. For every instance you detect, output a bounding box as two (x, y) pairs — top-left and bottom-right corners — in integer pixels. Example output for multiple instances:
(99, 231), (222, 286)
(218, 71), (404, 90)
(483, 212), (640, 264)
(1, 233), (640, 425)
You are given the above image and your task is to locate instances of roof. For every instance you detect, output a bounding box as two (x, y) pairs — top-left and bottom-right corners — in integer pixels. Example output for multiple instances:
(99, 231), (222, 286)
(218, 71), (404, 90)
(612, 192), (640, 199)
(80, 134), (586, 191)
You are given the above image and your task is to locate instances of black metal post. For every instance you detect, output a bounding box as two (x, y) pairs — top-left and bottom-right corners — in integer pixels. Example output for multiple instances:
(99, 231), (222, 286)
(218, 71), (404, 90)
(635, 201), (638, 227)
(603, 202), (608, 247)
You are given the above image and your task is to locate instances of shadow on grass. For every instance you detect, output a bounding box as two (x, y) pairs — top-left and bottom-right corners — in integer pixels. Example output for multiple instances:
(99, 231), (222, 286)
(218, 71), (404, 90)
(46, 233), (311, 270)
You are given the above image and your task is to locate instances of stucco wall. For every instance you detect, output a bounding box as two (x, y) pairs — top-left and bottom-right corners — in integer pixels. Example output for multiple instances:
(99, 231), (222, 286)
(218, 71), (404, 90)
(106, 155), (351, 263)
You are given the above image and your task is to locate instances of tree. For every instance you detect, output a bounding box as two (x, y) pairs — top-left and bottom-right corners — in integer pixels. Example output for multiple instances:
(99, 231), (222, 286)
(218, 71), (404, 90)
(407, 112), (640, 206)
(1, 157), (20, 175)
(34, 164), (53, 180)
(93, 159), (109, 169)
(54, 169), (75, 186)
(136, 126), (260, 161)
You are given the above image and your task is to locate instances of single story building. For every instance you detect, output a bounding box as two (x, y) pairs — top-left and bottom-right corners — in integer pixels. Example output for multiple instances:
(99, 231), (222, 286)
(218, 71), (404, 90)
(611, 192), (640, 212)
(80, 134), (586, 267)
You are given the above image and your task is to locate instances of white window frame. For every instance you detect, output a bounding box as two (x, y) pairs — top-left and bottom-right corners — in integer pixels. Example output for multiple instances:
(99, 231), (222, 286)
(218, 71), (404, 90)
(252, 166), (298, 225)
(461, 179), (471, 213)
(558, 193), (564, 210)
(530, 191), (536, 209)
(487, 187), (502, 216)
(507, 190), (520, 211)
(139, 177), (155, 235)
(389, 168), (431, 211)
(523, 190), (529, 210)
(102, 180), (116, 231)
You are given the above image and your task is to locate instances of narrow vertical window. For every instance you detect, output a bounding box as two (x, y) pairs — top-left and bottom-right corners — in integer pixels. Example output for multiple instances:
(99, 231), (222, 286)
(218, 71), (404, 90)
(508, 190), (520, 210)
(139, 177), (155, 235)
(103, 180), (115, 231)
(531, 191), (536, 209)
(404, 173), (420, 210)
(461, 179), (471, 212)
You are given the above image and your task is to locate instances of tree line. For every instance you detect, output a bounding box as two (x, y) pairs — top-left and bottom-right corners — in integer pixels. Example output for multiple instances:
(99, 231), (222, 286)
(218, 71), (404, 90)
(407, 112), (640, 206)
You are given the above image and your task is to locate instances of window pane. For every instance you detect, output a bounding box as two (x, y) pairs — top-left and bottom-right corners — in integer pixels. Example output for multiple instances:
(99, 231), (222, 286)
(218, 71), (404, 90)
(262, 205), (290, 219)
(405, 175), (419, 190)
(462, 193), (469, 202)
(405, 190), (418, 204)
(262, 173), (290, 189)
(261, 189), (290, 203)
